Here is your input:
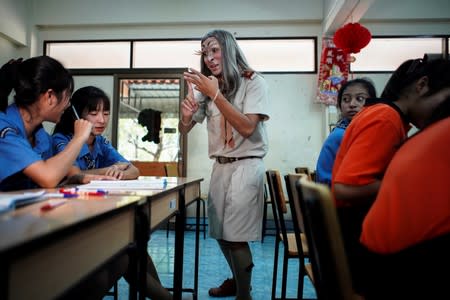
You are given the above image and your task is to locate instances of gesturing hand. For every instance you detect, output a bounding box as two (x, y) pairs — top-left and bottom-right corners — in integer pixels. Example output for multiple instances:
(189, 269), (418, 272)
(183, 68), (218, 99)
(180, 81), (199, 120)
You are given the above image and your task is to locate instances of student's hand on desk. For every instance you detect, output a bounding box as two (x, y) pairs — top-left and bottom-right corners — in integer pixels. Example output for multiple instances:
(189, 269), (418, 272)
(104, 165), (126, 180)
(81, 174), (118, 183)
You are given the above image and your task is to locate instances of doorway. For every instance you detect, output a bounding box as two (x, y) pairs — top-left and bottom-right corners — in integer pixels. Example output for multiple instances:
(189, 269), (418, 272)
(112, 70), (187, 176)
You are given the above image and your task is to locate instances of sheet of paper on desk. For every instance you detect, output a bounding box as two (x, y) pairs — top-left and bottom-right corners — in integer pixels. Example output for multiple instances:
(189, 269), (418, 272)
(77, 179), (168, 191)
(0, 190), (46, 213)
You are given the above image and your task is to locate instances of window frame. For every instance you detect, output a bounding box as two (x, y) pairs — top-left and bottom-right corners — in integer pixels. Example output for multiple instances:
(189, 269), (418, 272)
(44, 36), (318, 74)
(350, 35), (449, 74)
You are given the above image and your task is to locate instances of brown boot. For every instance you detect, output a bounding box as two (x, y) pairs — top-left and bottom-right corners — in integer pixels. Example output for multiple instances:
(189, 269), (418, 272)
(208, 278), (236, 297)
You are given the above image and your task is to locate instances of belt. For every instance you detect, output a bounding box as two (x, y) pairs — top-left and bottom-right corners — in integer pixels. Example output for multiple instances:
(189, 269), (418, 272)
(216, 156), (261, 164)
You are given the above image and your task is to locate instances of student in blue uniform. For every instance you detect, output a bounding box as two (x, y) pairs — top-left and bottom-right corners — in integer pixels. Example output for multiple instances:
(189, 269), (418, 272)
(54, 86), (172, 300)
(0, 56), (113, 191)
(53, 85), (139, 179)
(315, 78), (376, 186)
(0, 57), (171, 299)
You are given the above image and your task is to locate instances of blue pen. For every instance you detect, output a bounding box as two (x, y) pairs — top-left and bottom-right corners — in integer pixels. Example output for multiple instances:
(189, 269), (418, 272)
(45, 193), (78, 198)
(71, 105), (80, 120)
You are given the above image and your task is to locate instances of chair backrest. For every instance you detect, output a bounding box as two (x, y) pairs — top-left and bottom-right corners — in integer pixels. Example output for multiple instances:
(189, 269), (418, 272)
(295, 167), (312, 180)
(164, 163), (179, 177)
(265, 170), (289, 240)
(296, 178), (355, 300)
(284, 173), (308, 233)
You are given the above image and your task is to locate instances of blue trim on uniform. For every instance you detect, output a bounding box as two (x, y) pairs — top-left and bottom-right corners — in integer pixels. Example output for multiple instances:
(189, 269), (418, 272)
(315, 118), (350, 186)
(52, 133), (128, 170)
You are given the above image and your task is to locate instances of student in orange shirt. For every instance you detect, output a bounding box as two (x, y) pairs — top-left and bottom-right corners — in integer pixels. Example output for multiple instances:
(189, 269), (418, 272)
(331, 56), (450, 294)
(359, 97), (450, 299)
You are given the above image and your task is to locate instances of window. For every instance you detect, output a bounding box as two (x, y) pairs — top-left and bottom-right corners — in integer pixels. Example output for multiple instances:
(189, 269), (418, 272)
(133, 40), (200, 69)
(46, 41), (131, 68)
(45, 38), (316, 73)
(351, 37), (444, 72)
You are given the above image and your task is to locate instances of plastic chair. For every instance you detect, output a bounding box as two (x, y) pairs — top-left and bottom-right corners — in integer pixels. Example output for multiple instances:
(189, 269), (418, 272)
(296, 178), (360, 300)
(265, 170), (312, 300)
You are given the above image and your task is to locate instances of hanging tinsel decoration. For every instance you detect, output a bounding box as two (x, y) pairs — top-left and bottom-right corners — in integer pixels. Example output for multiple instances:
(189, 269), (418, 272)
(333, 22), (372, 54)
(316, 38), (349, 105)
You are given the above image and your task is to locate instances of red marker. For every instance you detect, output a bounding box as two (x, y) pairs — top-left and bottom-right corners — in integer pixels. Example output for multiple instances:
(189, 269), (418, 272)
(41, 200), (67, 211)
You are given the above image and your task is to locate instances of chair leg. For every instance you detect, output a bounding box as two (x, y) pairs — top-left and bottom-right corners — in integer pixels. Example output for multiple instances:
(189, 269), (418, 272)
(272, 238), (280, 300)
(113, 281), (118, 300)
(281, 250), (289, 300)
(201, 198), (206, 239)
(166, 218), (171, 238)
(262, 201), (268, 243)
(297, 260), (305, 300)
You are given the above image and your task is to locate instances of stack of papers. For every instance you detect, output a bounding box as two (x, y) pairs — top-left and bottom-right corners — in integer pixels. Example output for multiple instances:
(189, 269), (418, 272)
(77, 179), (168, 191)
(0, 190), (46, 213)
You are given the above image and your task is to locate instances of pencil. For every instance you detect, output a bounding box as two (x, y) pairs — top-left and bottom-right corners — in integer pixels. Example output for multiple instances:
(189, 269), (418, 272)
(71, 105), (80, 120)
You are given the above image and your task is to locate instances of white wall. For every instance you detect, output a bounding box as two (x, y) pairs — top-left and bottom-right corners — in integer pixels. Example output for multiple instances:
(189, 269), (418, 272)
(0, 0), (29, 62)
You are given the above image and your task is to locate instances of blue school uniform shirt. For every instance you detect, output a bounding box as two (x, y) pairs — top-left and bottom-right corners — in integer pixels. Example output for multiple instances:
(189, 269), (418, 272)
(52, 133), (128, 170)
(315, 118), (350, 186)
(0, 104), (54, 191)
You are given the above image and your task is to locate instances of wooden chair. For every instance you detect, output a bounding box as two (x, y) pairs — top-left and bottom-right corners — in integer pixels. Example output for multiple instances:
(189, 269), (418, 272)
(295, 166), (312, 180)
(261, 182), (271, 243)
(284, 173), (315, 290)
(296, 178), (359, 300)
(265, 170), (312, 300)
(164, 163), (207, 239)
(105, 282), (118, 300)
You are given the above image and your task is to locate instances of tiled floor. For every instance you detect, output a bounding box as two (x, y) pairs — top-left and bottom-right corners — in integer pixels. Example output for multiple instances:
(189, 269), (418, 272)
(108, 225), (316, 299)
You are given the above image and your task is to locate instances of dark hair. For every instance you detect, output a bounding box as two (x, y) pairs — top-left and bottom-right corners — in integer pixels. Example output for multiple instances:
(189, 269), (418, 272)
(381, 57), (450, 100)
(0, 56), (73, 112)
(337, 78), (377, 109)
(424, 96), (450, 127)
(200, 29), (254, 100)
(53, 86), (110, 135)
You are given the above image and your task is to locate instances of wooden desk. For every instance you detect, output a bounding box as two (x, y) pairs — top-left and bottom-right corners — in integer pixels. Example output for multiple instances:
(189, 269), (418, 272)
(0, 176), (203, 300)
(0, 193), (144, 300)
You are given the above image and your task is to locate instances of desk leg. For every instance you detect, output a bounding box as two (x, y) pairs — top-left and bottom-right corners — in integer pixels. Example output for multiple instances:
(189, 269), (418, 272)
(193, 198), (201, 300)
(173, 189), (186, 300)
(128, 244), (138, 300)
(137, 204), (150, 300)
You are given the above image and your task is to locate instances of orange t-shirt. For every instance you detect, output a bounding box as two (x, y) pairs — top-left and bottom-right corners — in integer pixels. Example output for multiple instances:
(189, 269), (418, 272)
(332, 103), (409, 207)
(361, 117), (450, 254)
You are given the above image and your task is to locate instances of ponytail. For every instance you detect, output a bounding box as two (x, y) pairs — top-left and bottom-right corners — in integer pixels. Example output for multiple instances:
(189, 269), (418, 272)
(0, 58), (22, 112)
(0, 56), (73, 112)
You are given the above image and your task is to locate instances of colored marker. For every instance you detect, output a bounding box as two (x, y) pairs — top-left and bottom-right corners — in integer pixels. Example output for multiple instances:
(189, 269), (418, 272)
(41, 200), (67, 211)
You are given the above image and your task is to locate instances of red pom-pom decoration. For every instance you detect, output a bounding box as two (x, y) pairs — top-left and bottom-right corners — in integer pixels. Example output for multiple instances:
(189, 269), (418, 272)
(333, 22), (372, 54)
